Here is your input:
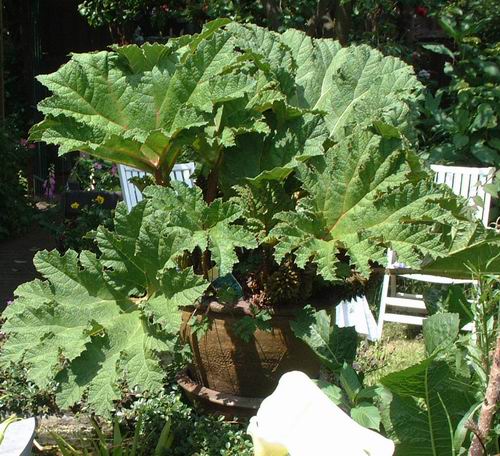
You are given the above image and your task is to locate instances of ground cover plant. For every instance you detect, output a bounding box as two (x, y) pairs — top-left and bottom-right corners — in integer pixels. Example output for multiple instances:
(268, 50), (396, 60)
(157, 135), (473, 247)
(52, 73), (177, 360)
(1, 19), (499, 454)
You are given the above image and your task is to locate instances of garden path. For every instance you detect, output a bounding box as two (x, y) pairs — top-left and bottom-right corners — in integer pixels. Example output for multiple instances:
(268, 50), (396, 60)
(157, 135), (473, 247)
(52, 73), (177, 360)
(0, 224), (55, 311)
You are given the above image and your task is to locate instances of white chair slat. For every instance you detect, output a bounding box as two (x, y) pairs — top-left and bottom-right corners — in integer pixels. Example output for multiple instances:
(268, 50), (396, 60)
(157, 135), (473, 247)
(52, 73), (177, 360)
(118, 163), (195, 212)
(460, 173), (471, 199)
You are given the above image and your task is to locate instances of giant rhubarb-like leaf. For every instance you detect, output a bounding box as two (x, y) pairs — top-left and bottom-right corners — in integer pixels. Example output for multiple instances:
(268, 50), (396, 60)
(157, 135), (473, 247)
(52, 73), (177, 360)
(0, 201), (209, 416)
(29, 23), (287, 183)
(420, 223), (500, 277)
(30, 21), (421, 191)
(281, 29), (422, 139)
(144, 182), (257, 274)
(270, 128), (468, 280)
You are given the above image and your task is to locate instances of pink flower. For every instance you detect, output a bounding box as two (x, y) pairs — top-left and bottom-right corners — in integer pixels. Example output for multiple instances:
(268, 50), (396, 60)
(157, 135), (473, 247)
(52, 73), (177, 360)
(43, 166), (56, 200)
(20, 138), (36, 149)
(160, 3), (169, 12)
(93, 162), (103, 170)
(110, 164), (118, 176)
(415, 6), (429, 17)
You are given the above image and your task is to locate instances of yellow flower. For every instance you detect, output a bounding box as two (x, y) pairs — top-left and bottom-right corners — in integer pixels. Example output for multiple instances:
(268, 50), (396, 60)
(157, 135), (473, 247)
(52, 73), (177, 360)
(95, 195), (105, 205)
(70, 201), (80, 209)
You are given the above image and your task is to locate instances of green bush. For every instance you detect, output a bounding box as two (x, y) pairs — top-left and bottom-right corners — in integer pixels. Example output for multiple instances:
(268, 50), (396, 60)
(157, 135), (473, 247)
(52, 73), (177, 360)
(119, 387), (253, 456)
(419, 0), (500, 198)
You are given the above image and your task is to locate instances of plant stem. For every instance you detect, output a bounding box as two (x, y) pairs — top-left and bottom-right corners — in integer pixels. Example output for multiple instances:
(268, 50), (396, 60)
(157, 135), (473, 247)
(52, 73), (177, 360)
(469, 333), (500, 456)
(205, 149), (224, 204)
(201, 250), (210, 281)
(154, 168), (169, 186)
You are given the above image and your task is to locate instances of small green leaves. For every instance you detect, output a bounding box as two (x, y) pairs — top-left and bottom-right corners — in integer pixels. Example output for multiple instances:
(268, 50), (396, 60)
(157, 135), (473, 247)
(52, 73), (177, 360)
(233, 308), (272, 342)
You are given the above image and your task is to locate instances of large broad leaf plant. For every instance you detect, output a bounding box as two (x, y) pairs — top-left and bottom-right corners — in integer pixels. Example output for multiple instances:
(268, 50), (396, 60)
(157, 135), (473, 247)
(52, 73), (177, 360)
(2, 20), (499, 415)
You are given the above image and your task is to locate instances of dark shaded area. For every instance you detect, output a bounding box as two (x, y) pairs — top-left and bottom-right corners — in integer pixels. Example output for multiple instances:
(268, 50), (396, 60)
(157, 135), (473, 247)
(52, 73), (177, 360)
(4, 0), (113, 191)
(0, 217), (55, 310)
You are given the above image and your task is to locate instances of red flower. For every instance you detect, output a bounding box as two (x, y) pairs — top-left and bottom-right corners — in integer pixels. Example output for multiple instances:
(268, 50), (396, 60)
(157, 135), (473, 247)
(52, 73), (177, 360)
(415, 6), (429, 17)
(160, 3), (169, 12)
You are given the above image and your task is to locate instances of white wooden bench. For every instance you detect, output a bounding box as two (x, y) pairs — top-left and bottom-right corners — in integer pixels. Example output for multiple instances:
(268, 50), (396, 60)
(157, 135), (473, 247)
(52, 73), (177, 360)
(118, 163), (195, 212)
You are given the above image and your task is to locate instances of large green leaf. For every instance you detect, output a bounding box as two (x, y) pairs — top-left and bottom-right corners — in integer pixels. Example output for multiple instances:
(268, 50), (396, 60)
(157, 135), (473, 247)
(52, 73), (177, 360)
(270, 128), (464, 280)
(30, 21), (422, 191)
(219, 112), (329, 191)
(290, 306), (357, 372)
(423, 313), (460, 356)
(231, 181), (294, 241)
(29, 23), (287, 183)
(281, 30), (422, 139)
(350, 403), (382, 431)
(420, 223), (500, 277)
(380, 359), (474, 456)
(226, 23), (296, 97)
(0, 200), (209, 416)
(144, 182), (257, 274)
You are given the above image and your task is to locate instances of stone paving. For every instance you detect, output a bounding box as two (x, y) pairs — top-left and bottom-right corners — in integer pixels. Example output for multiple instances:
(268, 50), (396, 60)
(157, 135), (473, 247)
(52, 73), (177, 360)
(0, 224), (55, 311)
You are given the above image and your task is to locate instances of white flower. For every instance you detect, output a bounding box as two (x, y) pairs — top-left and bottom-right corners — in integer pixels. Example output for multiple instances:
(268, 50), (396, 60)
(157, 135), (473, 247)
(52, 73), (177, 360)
(247, 371), (394, 456)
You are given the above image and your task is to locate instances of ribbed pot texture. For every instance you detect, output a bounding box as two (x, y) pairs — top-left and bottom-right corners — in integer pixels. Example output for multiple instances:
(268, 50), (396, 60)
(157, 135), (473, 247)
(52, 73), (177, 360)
(180, 300), (321, 398)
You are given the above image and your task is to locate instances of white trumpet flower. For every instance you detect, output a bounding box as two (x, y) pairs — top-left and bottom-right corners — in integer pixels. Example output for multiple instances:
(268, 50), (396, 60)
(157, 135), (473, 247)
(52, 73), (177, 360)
(247, 371), (394, 456)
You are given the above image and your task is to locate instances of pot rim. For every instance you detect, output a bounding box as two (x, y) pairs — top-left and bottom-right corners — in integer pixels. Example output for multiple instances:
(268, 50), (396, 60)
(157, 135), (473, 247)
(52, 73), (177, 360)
(176, 368), (264, 408)
(182, 296), (334, 317)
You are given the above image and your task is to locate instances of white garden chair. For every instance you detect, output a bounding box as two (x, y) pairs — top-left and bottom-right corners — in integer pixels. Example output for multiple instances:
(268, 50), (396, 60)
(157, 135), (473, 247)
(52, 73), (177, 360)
(118, 163), (195, 212)
(377, 165), (495, 338)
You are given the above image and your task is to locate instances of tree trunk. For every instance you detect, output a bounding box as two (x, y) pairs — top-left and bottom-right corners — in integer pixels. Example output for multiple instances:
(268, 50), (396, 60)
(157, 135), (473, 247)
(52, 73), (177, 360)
(261, 0), (282, 31)
(307, 0), (351, 43)
(307, 0), (332, 38)
(469, 334), (500, 455)
(333, 0), (351, 45)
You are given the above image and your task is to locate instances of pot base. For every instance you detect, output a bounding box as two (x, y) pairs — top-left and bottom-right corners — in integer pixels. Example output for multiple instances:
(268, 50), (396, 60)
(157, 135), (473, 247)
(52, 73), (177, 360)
(177, 369), (263, 419)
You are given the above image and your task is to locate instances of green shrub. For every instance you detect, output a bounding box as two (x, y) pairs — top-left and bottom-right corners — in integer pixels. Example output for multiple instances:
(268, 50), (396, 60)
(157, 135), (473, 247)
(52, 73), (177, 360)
(119, 387), (253, 456)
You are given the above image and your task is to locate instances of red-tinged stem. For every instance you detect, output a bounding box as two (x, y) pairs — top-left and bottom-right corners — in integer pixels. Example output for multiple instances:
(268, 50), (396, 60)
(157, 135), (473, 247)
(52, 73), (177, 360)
(154, 168), (167, 186)
(469, 334), (500, 456)
(204, 150), (223, 204)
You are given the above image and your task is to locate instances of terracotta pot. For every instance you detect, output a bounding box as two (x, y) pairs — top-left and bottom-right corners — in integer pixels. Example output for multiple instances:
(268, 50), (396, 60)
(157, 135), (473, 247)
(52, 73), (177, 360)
(176, 368), (262, 418)
(180, 300), (322, 398)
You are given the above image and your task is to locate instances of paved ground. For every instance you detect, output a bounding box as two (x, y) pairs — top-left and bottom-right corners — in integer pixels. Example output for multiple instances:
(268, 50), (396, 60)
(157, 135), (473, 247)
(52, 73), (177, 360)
(0, 225), (55, 311)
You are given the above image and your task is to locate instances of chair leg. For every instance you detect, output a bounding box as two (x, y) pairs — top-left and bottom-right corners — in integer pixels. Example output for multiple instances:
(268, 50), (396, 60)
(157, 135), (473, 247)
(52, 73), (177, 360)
(377, 273), (391, 340)
(389, 274), (397, 297)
